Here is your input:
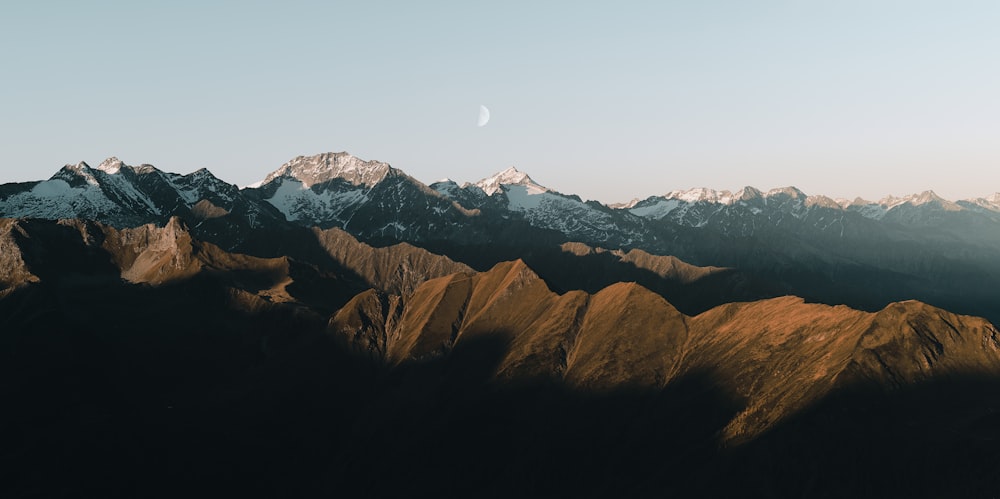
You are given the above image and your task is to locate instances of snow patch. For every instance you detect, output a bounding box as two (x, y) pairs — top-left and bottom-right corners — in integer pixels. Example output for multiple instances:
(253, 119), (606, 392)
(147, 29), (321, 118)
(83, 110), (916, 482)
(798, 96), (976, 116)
(765, 186), (806, 199)
(30, 179), (75, 198)
(503, 184), (547, 210)
(629, 199), (681, 219)
(475, 167), (547, 196)
(264, 177), (368, 222)
(97, 157), (125, 174)
(609, 198), (641, 209)
(102, 171), (160, 213)
(665, 188), (725, 203)
(266, 178), (310, 220)
(0, 180), (118, 220)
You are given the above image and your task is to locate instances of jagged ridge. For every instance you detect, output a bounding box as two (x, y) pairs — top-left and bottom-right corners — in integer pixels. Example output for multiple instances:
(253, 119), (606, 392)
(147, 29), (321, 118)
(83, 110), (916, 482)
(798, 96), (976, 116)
(330, 259), (1000, 441)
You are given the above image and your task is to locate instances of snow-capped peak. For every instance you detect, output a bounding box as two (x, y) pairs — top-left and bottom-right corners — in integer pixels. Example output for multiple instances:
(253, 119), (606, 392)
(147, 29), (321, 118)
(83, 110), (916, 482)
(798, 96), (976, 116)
(805, 195), (841, 209)
(261, 151), (393, 188)
(661, 186), (786, 205)
(609, 198), (642, 209)
(965, 193), (1000, 212)
(733, 186), (764, 201)
(877, 190), (959, 210)
(913, 190), (944, 205)
(97, 157), (125, 174)
(877, 195), (908, 209)
(188, 167), (214, 178)
(765, 186), (807, 199)
(58, 161), (100, 186)
(474, 166), (547, 195)
(913, 190), (961, 210)
(664, 187), (726, 203)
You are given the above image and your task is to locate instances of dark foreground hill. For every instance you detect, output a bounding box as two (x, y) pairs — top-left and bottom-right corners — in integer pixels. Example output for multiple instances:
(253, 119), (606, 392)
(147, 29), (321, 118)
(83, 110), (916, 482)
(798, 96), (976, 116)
(2, 218), (999, 498)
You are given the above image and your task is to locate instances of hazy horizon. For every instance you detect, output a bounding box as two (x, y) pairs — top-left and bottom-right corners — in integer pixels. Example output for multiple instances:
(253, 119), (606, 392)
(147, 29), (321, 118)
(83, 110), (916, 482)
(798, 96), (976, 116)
(3, 1), (998, 203)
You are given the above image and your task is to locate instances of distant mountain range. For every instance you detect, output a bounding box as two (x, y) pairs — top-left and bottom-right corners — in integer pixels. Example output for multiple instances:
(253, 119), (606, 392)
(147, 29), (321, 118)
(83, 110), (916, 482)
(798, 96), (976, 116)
(5, 152), (998, 237)
(2, 151), (999, 322)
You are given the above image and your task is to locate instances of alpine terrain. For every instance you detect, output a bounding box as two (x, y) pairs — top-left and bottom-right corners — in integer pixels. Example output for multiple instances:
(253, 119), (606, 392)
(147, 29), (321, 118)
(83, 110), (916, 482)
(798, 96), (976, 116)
(1, 152), (999, 497)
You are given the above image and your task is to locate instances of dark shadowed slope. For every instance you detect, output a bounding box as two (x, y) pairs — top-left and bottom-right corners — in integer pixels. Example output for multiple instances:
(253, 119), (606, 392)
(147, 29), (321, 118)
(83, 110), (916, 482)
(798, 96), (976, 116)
(0, 217), (475, 314)
(3, 217), (1000, 497)
(331, 260), (1000, 441)
(310, 226), (472, 296)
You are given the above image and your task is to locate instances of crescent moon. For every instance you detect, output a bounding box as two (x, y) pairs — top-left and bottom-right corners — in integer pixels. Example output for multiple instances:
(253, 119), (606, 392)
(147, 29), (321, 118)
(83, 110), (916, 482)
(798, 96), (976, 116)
(477, 105), (490, 127)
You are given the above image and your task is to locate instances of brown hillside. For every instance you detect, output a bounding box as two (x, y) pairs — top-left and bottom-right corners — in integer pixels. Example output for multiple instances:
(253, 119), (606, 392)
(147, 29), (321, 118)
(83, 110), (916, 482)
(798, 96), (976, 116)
(331, 262), (1000, 442)
(313, 226), (473, 296)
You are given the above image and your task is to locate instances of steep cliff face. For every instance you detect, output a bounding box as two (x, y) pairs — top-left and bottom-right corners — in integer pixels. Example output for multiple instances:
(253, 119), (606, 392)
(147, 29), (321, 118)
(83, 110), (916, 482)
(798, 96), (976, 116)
(107, 218), (203, 284)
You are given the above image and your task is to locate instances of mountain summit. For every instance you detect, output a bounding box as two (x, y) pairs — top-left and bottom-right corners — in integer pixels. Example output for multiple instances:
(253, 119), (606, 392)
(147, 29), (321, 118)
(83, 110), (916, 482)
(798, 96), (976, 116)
(261, 152), (393, 188)
(96, 156), (126, 174)
(474, 166), (548, 195)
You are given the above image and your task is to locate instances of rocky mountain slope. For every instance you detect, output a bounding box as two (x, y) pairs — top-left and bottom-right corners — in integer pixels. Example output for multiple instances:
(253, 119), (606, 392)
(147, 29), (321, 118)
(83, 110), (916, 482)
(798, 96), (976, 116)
(0, 216), (471, 314)
(331, 259), (1000, 442)
(2, 151), (999, 323)
(2, 219), (998, 497)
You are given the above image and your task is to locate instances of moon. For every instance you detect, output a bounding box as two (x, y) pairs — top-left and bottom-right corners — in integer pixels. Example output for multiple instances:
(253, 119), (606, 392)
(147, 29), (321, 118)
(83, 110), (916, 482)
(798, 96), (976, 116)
(477, 105), (490, 127)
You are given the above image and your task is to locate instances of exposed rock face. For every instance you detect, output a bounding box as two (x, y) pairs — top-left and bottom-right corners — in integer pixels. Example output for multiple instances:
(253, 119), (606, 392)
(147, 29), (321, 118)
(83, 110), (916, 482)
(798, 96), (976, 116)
(190, 199), (229, 220)
(105, 217), (203, 284)
(328, 289), (404, 361)
(0, 219), (39, 293)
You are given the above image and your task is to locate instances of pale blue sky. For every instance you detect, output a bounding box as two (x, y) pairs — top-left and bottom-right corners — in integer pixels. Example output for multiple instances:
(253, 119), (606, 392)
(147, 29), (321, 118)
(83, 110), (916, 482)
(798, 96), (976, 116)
(2, 1), (998, 202)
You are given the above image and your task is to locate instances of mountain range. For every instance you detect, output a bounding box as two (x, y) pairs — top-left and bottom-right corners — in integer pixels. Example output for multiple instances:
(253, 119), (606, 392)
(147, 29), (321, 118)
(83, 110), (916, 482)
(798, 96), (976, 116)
(2, 152), (1000, 497)
(3, 152), (999, 322)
